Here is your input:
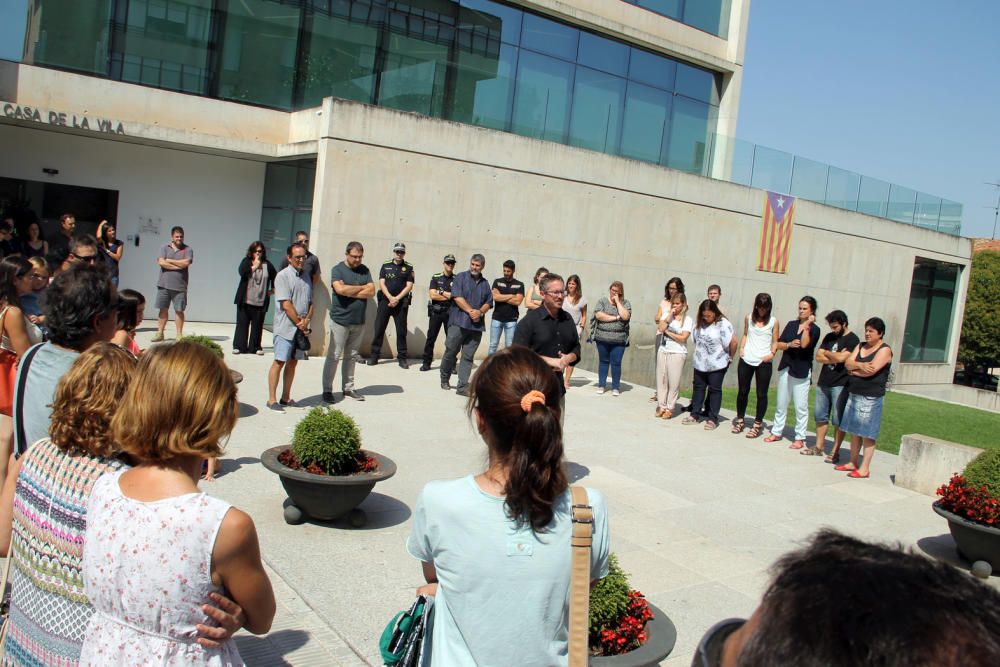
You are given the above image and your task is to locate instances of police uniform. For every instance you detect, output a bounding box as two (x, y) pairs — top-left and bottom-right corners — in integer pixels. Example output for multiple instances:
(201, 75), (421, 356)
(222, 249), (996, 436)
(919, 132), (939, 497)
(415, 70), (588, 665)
(421, 261), (455, 371)
(368, 247), (414, 366)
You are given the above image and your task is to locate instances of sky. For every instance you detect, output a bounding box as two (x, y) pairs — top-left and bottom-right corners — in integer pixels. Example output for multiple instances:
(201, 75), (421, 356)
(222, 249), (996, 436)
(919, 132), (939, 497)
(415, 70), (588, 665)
(738, 0), (1000, 239)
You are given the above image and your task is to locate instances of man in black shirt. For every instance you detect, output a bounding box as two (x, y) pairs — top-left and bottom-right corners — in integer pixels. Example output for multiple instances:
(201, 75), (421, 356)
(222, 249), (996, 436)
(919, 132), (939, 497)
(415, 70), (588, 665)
(368, 241), (415, 368)
(420, 254), (456, 371)
(807, 310), (861, 462)
(513, 272), (580, 394)
(488, 259), (524, 355)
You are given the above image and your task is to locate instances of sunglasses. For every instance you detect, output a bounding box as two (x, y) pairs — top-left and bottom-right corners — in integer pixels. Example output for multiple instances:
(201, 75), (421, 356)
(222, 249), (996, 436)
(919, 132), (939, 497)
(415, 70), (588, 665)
(72, 253), (100, 264)
(691, 618), (745, 667)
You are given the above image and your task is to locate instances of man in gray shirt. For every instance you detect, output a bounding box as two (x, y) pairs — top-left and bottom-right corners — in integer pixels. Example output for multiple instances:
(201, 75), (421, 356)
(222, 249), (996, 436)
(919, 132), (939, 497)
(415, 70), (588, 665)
(322, 241), (375, 403)
(152, 226), (194, 342)
(267, 242), (313, 412)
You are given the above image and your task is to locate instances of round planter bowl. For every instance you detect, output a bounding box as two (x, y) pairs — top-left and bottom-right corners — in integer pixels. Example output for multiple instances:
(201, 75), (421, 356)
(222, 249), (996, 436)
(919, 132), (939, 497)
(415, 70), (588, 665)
(261, 445), (397, 523)
(230, 369), (243, 385)
(590, 603), (677, 667)
(933, 502), (1000, 568)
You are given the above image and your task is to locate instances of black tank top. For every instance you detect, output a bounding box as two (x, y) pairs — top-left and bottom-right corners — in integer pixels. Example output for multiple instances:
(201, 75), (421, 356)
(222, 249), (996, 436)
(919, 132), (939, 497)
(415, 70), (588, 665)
(849, 343), (891, 397)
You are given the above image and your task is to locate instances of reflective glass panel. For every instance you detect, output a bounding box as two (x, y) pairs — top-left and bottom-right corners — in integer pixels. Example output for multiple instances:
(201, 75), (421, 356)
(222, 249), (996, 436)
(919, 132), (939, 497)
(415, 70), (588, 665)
(902, 260), (959, 362)
(914, 193), (942, 231)
(377, 22), (449, 117)
(218, 0), (300, 109)
(299, 10), (378, 107)
(577, 31), (628, 77)
(511, 50), (573, 142)
(117, 0), (212, 94)
(824, 166), (860, 211)
(938, 200), (963, 236)
(628, 47), (675, 90)
(789, 156), (828, 203)
(459, 0), (522, 46)
(520, 13), (578, 61)
(620, 82), (670, 163)
(664, 96), (710, 174)
(683, 0), (728, 37)
(749, 145), (792, 194)
(634, 0), (681, 21)
(569, 66), (625, 154)
(857, 176), (890, 218)
(887, 183), (917, 225)
(675, 62), (717, 104)
(25, 0), (113, 74)
(449, 43), (518, 131)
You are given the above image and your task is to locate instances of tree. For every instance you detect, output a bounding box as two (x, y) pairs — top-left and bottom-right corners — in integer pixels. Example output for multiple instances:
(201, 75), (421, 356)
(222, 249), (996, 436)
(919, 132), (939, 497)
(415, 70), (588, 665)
(958, 250), (1000, 372)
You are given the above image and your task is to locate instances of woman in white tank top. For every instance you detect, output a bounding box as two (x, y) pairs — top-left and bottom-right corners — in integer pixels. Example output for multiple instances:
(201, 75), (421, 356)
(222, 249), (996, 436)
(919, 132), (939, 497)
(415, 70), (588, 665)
(733, 293), (779, 438)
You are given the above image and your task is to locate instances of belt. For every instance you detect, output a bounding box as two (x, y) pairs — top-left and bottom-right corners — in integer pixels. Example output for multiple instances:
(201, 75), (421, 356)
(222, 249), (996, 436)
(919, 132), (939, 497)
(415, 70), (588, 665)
(94, 608), (201, 644)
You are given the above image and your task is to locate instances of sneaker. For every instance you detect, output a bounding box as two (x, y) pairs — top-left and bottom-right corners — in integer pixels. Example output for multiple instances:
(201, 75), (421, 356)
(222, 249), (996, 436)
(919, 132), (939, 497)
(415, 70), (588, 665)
(279, 398), (297, 407)
(420, 363), (432, 372)
(322, 391), (337, 404)
(612, 389), (621, 397)
(343, 390), (366, 401)
(255, 350), (264, 356)
(596, 387), (606, 395)
(366, 357), (378, 366)
(266, 402), (284, 413)
(232, 349), (241, 355)
(151, 332), (164, 343)
(441, 382), (451, 390)
(398, 358), (409, 369)
(456, 387), (470, 397)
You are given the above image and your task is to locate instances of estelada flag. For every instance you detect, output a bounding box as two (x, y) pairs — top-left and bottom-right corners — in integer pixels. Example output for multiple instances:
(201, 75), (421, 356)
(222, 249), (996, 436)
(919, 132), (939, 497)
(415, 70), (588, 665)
(757, 191), (796, 274)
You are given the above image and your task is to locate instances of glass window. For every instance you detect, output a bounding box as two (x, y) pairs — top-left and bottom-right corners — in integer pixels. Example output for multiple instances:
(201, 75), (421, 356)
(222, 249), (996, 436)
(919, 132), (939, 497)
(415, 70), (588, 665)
(217, 0), (299, 109)
(749, 144), (792, 194)
(511, 50), (573, 142)
(634, 0), (681, 21)
(577, 31), (628, 77)
(299, 10), (378, 107)
(914, 193), (942, 231)
(664, 96), (711, 174)
(620, 82), (670, 163)
(902, 259), (960, 362)
(519, 13), (578, 61)
(887, 183), (917, 225)
(857, 176), (890, 218)
(568, 66), (625, 154)
(825, 166), (860, 211)
(675, 62), (717, 104)
(377, 30), (449, 117)
(938, 200), (963, 236)
(459, 0), (522, 46)
(683, 0), (729, 38)
(628, 47), (675, 90)
(113, 0), (212, 94)
(448, 43), (518, 131)
(789, 156), (828, 203)
(25, 0), (113, 74)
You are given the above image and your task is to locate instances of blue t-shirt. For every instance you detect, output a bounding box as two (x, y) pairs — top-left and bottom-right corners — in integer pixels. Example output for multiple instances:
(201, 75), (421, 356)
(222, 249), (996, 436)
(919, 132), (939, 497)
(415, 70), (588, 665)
(407, 476), (610, 666)
(13, 343), (79, 456)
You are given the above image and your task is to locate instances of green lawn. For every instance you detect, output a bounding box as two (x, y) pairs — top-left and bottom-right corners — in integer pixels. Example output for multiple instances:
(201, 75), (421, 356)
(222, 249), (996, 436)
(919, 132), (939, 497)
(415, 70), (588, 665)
(679, 387), (999, 455)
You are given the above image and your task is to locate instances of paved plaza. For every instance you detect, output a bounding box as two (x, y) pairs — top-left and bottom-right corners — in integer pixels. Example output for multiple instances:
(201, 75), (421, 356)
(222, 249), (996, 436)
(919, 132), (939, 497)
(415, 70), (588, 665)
(148, 322), (985, 666)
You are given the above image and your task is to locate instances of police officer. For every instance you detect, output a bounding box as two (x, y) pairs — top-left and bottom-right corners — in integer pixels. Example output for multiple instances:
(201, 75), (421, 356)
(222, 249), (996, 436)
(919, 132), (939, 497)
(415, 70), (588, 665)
(420, 254), (456, 371)
(368, 241), (415, 368)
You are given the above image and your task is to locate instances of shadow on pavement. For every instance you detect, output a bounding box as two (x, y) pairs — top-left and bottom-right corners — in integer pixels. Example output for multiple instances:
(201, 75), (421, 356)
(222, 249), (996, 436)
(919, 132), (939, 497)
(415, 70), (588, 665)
(215, 456), (261, 479)
(239, 402), (259, 418)
(359, 384), (404, 397)
(234, 629), (310, 666)
(916, 533), (970, 571)
(289, 492), (412, 531)
(565, 461), (591, 483)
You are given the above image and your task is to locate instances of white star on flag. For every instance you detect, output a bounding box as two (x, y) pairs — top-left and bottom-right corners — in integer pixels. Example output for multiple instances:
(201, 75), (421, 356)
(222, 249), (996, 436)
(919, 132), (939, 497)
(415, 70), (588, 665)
(776, 196), (785, 208)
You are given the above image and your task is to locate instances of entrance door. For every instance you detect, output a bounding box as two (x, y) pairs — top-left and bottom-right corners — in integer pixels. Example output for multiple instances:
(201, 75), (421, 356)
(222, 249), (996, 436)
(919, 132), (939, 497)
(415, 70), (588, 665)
(0, 176), (119, 241)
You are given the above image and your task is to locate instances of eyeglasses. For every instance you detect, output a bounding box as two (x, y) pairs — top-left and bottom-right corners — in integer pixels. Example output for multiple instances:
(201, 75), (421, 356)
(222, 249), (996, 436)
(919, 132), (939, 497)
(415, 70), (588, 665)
(72, 253), (99, 263)
(394, 250), (406, 255)
(691, 618), (745, 667)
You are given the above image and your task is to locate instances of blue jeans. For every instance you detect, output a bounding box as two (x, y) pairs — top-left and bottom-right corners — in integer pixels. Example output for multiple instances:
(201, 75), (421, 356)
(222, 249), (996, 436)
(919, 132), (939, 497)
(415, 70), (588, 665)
(488, 319), (517, 355)
(814, 384), (844, 426)
(596, 341), (626, 390)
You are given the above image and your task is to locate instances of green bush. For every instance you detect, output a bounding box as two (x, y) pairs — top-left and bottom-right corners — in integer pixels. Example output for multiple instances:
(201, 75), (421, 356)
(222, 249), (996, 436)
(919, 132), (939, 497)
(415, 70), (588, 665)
(292, 407), (362, 475)
(964, 449), (1000, 497)
(589, 554), (631, 634)
(180, 335), (224, 359)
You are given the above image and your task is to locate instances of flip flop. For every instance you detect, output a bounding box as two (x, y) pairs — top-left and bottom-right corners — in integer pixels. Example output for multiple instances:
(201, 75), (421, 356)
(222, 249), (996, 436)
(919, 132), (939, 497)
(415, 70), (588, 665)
(762, 435), (782, 443)
(847, 470), (869, 479)
(800, 447), (823, 456)
(788, 441), (805, 450)
(824, 454), (840, 464)
(834, 464), (857, 472)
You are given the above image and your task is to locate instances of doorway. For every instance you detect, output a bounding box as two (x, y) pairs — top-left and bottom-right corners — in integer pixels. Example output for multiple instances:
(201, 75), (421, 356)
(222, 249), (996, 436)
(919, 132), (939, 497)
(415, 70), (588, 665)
(0, 176), (120, 241)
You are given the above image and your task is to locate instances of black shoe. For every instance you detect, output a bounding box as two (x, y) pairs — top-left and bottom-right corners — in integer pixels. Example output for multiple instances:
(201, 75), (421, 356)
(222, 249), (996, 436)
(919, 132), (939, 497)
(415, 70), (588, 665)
(451, 368), (457, 375)
(420, 363), (432, 372)
(398, 358), (409, 369)
(456, 387), (470, 397)
(441, 381), (451, 390)
(322, 391), (336, 404)
(366, 357), (378, 366)
(343, 390), (366, 401)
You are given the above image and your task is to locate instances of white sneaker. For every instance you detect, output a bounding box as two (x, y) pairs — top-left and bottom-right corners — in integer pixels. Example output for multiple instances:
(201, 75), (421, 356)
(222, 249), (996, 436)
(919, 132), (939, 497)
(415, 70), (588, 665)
(596, 387), (606, 395)
(232, 349), (241, 355)
(612, 389), (621, 397)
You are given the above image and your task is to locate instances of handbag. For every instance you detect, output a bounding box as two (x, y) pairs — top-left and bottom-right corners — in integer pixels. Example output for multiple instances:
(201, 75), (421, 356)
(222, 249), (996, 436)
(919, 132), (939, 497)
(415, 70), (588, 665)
(0, 550), (11, 660)
(0, 307), (17, 417)
(569, 485), (593, 667)
(293, 328), (311, 353)
(380, 594), (434, 667)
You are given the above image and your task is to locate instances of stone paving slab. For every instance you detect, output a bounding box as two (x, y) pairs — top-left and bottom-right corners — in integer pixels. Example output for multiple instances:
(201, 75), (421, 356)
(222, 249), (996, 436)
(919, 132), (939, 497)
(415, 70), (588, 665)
(134, 322), (993, 666)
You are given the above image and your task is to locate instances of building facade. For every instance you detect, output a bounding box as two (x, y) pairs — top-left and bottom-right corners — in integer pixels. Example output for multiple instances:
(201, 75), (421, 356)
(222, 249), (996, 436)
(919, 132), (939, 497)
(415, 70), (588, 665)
(1, 0), (970, 388)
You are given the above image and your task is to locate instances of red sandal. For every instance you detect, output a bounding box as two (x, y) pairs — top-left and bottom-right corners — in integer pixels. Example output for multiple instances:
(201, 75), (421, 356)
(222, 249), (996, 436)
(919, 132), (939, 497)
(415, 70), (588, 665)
(847, 470), (869, 479)
(762, 434), (782, 443)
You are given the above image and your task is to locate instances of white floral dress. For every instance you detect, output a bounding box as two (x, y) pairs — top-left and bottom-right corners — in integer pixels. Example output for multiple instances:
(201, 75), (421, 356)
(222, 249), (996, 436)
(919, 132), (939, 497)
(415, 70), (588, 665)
(80, 470), (242, 666)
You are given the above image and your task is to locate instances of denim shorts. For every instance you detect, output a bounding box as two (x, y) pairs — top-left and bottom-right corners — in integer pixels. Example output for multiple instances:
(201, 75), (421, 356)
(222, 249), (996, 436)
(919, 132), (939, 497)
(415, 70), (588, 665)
(155, 287), (187, 312)
(814, 384), (844, 426)
(273, 334), (305, 362)
(839, 394), (884, 440)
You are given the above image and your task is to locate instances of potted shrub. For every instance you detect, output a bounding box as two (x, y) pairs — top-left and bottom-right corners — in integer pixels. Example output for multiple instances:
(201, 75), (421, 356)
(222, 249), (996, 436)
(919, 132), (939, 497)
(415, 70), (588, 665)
(261, 407), (396, 526)
(180, 335), (243, 384)
(934, 448), (1000, 574)
(589, 554), (676, 666)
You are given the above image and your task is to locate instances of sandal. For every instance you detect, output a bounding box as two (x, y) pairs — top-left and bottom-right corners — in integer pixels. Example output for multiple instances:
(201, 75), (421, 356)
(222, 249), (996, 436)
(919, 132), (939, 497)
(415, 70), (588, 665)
(847, 470), (869, 479)
(682, 416), (699, 425)
(788, 440), (805, 450)
(731, 418), (746, 434)
(661, 410), (673, 420)
(825, 451), (841, 465)
(834, 463), (858, 472)
(654, 407), (664, 417)
(762, 434), (782, 443)
(800, 447), (824, 456)
(703, 421), (718, 431)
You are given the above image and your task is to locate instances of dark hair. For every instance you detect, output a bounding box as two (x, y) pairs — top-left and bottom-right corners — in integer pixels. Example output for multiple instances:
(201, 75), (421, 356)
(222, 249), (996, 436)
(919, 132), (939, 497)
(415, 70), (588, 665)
(60, 213), (74, 223)
(116, 288), (145, 332)
(800, 295), (817, 315)
(345, 241), (364, 254)
(468, 346), (567, 532)
(735, 530), (1000, 667)
(295, 230), (308, 239)
(826, 310), (848, 326)
(566, 274), (583, 301)
(752, 292), (773, 324)
(503, 259), (515, 270)
(246, 241), (267, 260)
(708, 284), (721, 295)
(70, 234), (99, 255)
(533, 267), (548, 284)
(41, 265), (116, 349)
(696, 299), (724, 329)
(538, 273), (563, 294)
(865, 317), (886, 337)
(45, 246), (70, 274)
(286, 241), (306, 257)
(0, 256), (32, 310)
(170, 226), (184, 236)
(667, 276), (685, 294)
(97, 220), (115, 248)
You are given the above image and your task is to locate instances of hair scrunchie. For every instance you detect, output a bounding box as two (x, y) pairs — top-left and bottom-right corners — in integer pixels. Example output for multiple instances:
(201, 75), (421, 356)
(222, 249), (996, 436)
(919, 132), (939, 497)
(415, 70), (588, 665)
(520, 390), (546, 414)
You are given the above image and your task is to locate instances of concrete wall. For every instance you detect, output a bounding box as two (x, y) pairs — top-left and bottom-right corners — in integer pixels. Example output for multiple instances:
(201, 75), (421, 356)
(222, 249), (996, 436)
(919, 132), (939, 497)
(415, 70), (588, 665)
(307, 99), (971, 387)
(1, 123), (265, 324)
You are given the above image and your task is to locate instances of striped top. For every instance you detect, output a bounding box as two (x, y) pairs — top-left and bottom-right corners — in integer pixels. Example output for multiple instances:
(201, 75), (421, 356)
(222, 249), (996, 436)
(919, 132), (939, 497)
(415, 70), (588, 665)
(2, 438), (128, 666)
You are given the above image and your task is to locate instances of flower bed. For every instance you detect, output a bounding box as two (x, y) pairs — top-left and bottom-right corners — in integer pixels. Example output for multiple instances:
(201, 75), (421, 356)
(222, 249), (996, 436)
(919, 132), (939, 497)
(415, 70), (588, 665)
(277, 447), (379, 476)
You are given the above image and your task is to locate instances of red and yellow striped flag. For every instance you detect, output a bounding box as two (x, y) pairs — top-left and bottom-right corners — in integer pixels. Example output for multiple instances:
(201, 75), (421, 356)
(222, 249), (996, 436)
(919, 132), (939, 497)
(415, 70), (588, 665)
(757, 191), (796, 273)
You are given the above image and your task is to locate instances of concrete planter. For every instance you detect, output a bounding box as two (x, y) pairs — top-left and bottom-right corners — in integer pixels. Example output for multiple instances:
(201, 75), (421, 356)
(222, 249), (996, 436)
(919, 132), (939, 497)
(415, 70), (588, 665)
(261, 445), (396, 526)
(590, 603), (677, 667)
(933, 502), (1000, 569)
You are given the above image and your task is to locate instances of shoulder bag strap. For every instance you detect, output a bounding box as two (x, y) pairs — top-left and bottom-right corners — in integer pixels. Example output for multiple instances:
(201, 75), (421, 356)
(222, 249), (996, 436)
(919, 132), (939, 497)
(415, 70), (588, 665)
(569, 485), (593, 667)
(13, 343), (44, 458)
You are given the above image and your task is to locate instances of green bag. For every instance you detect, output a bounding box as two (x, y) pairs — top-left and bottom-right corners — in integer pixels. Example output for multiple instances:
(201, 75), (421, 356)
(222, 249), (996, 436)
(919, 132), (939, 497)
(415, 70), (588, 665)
(380, 595), (433, 667)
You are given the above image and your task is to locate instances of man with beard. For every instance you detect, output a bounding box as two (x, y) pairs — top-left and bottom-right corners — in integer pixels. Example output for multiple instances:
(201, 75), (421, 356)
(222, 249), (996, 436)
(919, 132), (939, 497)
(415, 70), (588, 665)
(440, 254), (492, 396)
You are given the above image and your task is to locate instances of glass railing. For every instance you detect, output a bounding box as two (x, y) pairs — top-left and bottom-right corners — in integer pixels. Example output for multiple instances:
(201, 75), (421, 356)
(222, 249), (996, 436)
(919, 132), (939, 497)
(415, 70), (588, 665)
(703, 133), (962, 235)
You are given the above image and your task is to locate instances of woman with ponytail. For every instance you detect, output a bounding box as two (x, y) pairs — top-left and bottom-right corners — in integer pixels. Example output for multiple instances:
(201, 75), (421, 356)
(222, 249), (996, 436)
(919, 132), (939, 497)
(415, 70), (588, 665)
(407, 345), (611, 666)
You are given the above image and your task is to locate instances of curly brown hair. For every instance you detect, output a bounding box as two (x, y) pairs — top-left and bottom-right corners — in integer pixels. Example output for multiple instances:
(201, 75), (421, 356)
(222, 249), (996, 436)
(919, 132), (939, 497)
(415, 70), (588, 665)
(49, 343), (138, 457)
